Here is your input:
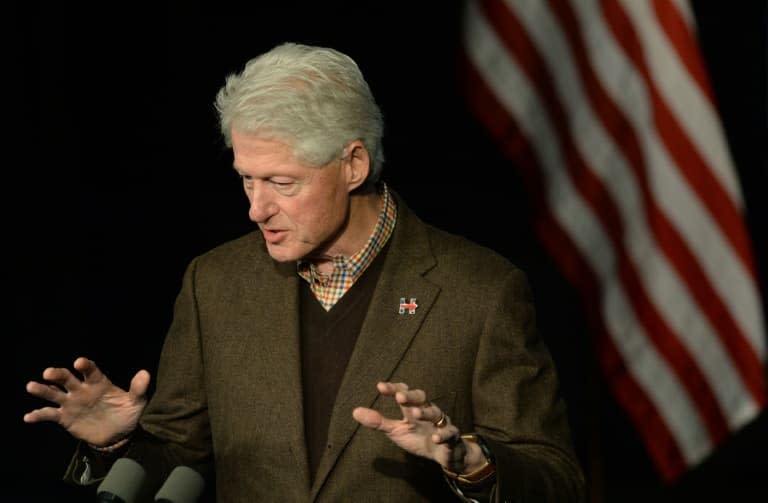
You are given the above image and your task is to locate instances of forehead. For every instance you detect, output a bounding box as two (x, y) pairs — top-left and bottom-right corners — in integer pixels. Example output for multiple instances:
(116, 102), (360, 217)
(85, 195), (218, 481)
(231, 131), (305, 174)
(231, 130), (292, 160)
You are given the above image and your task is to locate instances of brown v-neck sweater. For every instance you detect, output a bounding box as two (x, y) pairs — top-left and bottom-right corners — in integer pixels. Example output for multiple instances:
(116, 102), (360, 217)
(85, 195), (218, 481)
(299, 242), (389, 482)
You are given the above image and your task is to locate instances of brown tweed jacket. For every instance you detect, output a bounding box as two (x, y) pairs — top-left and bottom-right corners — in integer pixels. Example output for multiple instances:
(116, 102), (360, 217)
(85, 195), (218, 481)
(74, 194), (584, 502)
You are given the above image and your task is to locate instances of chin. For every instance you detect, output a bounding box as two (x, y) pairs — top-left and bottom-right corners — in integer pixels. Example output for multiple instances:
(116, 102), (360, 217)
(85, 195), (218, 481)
(265, 244), (302, 263)
(266, 251), (299, 263)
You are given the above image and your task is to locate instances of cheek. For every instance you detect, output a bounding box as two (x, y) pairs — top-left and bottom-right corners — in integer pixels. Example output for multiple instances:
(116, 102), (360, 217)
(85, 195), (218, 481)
(298, 194), (346, 236)
(303, 199), (341, 230)
(325, 189), (350, 222)
(288, 175), (350, 234)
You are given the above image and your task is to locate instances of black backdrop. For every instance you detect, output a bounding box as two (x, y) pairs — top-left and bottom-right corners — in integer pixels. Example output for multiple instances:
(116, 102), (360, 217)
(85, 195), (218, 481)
(11, 2), (766, 501)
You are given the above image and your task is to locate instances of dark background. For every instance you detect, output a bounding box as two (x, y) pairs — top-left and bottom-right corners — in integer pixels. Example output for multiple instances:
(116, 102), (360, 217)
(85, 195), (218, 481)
(11, 1), (766, 501)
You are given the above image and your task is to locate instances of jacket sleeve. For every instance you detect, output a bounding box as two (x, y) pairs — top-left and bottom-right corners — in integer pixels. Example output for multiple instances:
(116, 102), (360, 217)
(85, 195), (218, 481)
(470, 266), (586, 502)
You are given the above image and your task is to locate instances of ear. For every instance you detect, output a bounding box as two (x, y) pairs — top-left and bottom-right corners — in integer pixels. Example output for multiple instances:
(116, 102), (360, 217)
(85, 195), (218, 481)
(341, 140), (370, 192)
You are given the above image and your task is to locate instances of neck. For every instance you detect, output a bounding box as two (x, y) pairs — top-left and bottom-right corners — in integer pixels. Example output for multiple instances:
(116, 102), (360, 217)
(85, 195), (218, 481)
(310, 190), (383, 273)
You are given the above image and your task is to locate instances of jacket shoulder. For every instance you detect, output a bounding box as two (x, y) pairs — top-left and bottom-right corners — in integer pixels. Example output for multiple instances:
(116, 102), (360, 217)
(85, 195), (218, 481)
(424, 223), (519, 277)
(188, 230), (273, 275)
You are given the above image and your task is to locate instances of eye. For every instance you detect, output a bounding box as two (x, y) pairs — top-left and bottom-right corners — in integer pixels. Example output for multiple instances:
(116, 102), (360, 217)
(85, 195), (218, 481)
(270, 178), (299, 194)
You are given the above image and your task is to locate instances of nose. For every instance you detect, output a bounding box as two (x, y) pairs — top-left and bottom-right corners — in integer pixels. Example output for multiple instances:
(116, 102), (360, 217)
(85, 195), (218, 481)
(247, 183), (278, 223)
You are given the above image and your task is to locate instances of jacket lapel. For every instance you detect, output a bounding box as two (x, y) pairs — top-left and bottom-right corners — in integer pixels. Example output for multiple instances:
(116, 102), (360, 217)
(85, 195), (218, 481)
(310, 200), (440, 498)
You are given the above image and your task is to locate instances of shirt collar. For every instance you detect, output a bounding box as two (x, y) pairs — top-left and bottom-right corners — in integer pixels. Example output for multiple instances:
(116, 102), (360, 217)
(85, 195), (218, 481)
(297, 183), (397, 286)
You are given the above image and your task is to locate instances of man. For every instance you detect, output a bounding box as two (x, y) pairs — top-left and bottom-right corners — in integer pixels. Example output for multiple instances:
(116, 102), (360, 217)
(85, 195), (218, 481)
(24, 42), (585, 502)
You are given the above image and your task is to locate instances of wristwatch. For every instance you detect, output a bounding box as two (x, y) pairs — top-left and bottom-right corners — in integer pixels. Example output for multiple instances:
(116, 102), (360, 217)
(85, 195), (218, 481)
(442, 434), (496, 484)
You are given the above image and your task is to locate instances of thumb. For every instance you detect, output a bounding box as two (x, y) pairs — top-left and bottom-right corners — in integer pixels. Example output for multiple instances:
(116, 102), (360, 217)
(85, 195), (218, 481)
(129, 370), (151, 400)
(352, 407), (384, 430)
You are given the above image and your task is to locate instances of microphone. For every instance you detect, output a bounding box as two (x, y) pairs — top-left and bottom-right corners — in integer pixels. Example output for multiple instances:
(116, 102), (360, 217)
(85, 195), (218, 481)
(96, 457), (147, 503)
(154, 465), (205, 503)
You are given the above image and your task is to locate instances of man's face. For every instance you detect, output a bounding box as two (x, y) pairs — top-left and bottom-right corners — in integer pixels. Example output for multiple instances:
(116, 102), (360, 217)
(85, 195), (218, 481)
(231, 130), (352, 262)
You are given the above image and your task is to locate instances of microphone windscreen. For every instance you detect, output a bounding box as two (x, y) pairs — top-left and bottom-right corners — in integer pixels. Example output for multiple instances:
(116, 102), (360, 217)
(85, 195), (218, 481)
(97, 457), (147, 503)
(154, 465), (205, 503)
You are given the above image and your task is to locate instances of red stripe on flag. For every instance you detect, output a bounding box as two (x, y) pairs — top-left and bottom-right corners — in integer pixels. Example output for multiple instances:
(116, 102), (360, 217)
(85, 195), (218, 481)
(651, 0), (715, 104)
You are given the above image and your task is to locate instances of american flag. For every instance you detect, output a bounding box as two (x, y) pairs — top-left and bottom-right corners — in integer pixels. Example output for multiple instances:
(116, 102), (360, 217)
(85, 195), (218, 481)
(461, 0), (766, 482)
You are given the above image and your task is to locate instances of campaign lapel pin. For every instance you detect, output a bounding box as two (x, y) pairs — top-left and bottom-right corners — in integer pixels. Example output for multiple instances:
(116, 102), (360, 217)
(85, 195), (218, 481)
(399, 297), (418, 315)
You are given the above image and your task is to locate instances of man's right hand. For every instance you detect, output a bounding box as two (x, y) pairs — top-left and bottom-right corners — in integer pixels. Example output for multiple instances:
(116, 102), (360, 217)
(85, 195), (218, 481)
(24, 356), (150, 447)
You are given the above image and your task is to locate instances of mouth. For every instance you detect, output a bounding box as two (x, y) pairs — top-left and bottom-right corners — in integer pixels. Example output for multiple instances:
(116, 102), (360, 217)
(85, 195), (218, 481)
(261, 228), (286, 244)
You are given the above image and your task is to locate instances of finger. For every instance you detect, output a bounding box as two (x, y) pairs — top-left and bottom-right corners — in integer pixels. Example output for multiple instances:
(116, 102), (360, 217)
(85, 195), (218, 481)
(376, 381), (408, 397)
(25, 380), (66, 404)
(383, 383), (427, 410)
(396, 388), (428, 407)
(412, 402), (446, 425)
(23, 406), (62, 424)
(431, 423), (461, 445)
(40, 366), (82, 391)
(74, 357), (107, 385)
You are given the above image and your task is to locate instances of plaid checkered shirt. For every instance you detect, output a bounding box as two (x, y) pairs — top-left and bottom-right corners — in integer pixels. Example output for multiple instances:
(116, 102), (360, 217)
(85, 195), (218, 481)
(297, 183), (397, 311)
